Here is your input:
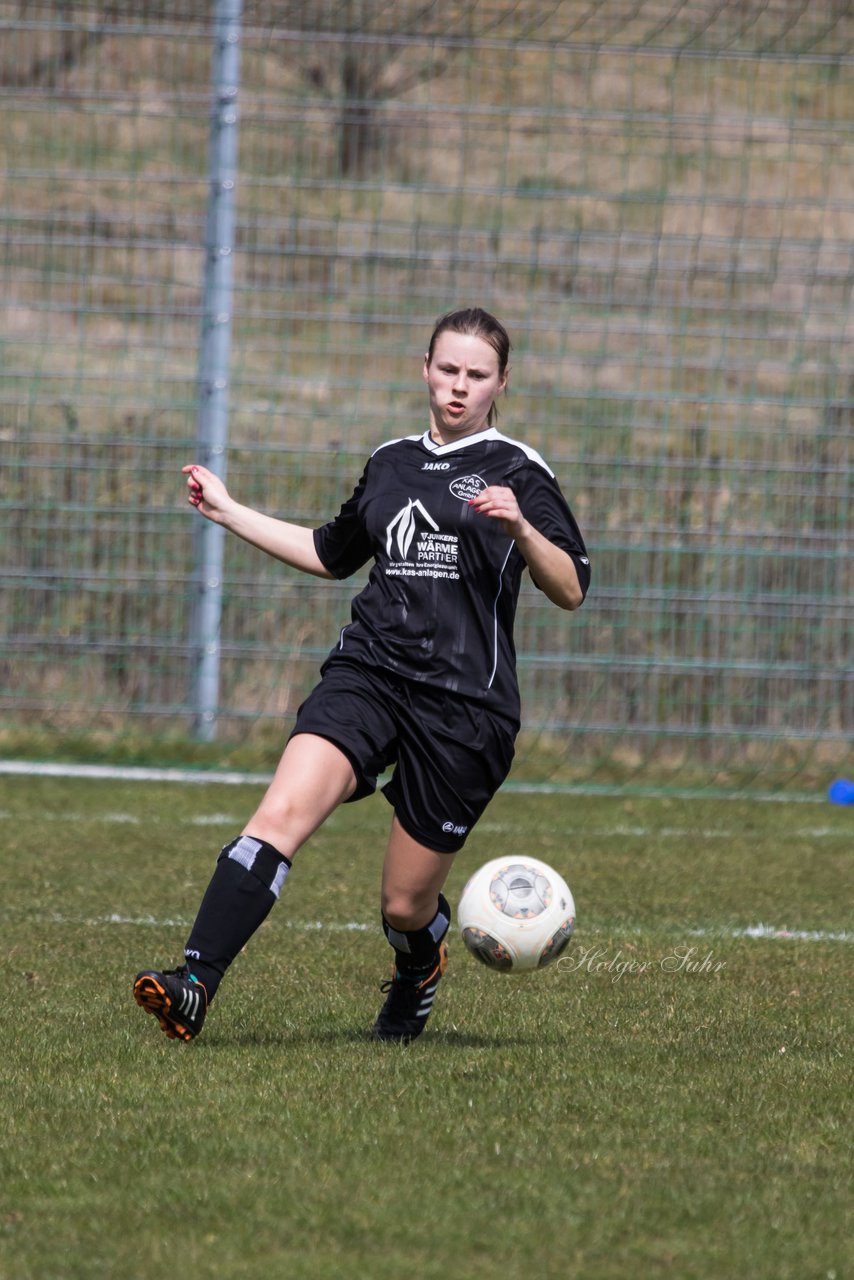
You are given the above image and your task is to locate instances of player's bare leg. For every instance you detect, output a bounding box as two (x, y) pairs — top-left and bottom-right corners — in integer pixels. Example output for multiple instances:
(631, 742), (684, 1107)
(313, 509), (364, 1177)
(134, 735), (356, 1040)
(373, 818), (453, 1044)
(380, 817), (453, 928)
(240, 732), (358, 857)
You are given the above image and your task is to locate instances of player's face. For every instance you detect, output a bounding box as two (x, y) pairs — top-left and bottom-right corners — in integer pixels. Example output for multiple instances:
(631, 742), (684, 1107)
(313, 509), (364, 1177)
(423, 331), (507, 441)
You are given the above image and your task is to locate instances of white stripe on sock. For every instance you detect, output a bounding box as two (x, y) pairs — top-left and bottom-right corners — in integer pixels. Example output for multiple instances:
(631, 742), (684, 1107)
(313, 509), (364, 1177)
(227, 835), (263, 873)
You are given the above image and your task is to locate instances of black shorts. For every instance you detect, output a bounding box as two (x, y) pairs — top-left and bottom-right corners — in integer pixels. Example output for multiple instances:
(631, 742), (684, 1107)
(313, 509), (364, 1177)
(289, 659), (517, 853)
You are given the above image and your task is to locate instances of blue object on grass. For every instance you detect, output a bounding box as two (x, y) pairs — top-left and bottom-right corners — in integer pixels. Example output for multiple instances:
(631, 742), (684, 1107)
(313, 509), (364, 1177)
(828, 778), (854, 805)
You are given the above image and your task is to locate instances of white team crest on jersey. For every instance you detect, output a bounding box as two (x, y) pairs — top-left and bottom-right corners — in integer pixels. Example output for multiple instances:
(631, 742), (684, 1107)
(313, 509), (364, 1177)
(386, 499), (439, 560)
(450, 474), (486, 502)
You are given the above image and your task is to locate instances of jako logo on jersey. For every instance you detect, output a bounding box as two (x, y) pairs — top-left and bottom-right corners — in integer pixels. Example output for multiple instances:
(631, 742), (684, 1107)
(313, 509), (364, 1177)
(422, 461), (451, 471)
(450, 474), (486, 502)
(386, 498), (439, 559)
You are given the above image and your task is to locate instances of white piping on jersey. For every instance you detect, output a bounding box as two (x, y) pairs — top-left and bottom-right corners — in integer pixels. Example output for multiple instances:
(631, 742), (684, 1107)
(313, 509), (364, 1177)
(488, 429), (556, 478)
(371, 433), (423, 456)
(418, 427), (556, 478)
(487, 541), (516, 690)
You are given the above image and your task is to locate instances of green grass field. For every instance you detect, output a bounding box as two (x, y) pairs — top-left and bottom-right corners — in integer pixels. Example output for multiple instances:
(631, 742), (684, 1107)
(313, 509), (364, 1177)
(0, 774), (850, 1280)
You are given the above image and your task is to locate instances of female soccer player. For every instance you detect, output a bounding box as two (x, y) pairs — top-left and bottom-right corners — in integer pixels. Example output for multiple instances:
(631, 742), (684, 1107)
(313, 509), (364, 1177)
(134, 307), (590, 1044)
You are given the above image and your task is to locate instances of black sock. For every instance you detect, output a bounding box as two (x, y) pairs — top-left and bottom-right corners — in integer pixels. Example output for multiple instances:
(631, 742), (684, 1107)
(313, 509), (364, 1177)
(183, 835), (291, 1001)
(382, 893), (451, 977)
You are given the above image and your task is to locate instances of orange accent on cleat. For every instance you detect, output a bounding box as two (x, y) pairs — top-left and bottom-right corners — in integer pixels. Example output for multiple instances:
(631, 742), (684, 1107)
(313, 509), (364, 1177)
(133, 969), (207, 1042)
(372, 941), (448, 1044)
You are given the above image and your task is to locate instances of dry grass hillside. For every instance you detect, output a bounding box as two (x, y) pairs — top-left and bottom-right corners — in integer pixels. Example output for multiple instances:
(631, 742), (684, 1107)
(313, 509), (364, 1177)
(1, 2), (852, 775)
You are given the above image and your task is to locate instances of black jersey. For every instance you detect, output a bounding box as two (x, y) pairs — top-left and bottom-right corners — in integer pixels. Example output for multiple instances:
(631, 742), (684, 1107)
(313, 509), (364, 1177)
(313, 426), (590, 722)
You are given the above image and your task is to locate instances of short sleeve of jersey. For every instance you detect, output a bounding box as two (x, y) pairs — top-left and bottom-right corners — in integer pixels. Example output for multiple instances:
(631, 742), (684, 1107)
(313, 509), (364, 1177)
(508, 460), (591, 599)
(313, 466), (373, 579)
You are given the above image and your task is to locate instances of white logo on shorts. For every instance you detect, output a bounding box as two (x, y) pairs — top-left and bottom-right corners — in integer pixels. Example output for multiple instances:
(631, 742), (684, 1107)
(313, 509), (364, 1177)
(442, 821), (468, 836)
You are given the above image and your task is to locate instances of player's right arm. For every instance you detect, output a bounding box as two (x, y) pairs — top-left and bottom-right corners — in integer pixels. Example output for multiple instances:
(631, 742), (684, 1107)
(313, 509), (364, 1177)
(183, 464), (334, 579)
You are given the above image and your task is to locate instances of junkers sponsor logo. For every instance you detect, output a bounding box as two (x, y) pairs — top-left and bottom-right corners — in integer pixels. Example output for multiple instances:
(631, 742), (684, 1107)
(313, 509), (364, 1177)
(422, 461), (451, 471)
(450, 474), (487, 502)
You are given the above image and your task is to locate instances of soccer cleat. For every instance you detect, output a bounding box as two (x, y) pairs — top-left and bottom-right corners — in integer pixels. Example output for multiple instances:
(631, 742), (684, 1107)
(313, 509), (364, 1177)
(372, 942), (448, 1044)
(133, 966), (208, 1042)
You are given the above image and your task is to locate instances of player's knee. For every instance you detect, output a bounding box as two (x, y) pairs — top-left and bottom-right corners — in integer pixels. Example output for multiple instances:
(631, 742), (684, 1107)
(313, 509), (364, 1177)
(243, 794), (314, 858)
(381, 888), (437, 931)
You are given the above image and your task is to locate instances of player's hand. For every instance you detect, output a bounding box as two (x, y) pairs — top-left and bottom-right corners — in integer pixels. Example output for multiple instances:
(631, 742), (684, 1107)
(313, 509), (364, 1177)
(468, 485), (529, 539)
(182, 464), (233, 522)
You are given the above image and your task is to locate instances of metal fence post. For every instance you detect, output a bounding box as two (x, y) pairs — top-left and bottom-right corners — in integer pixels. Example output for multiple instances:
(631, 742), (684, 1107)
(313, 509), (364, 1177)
(191, 0), (242, 741)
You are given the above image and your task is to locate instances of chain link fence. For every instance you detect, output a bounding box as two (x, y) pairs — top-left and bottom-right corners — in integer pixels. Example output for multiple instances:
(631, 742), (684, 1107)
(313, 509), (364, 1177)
(2, 1), (853, 787)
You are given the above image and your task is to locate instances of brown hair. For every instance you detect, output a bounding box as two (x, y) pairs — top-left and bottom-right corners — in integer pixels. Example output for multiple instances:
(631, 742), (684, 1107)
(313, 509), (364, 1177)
(426, 307), (511, 425)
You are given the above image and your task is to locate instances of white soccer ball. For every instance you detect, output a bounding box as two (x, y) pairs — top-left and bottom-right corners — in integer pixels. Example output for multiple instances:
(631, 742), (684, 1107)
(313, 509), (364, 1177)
(457, 856), (576, 973)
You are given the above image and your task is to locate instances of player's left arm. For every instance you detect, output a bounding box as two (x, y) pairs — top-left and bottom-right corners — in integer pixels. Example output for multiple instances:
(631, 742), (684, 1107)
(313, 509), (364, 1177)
(469, 484), (586, 611)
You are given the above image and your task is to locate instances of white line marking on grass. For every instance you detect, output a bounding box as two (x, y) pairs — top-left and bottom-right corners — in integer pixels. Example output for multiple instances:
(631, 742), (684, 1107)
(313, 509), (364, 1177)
(5, 812), (844, 840)
(477, 822), (849, 841)
(40, 913), (852, 942)
(282, 921), (373, 933)
(790, 827), (854, 839)
(3, 803), (845, 844)
(49, 912), (195, 929)
(0, 811), (243, 826)
(0, 760), (827, 803)
(690, 923), (854, 943)
(189, 814), (243, 826)
(46, 912), (373, 933)
(502, 781), (825, 803)
(0, 761), (271, 785)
